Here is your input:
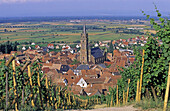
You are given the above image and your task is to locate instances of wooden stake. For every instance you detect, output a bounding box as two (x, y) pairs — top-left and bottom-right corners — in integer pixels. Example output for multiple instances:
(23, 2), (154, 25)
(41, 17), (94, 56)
(37, 67), (43, 108)
(139, 49), (145, 101)
(116, 85), (119, 106)
(22, 85), (24, 105)
(136, 80), (139, 102)
(163, 63), (170, 111)
(151, 86), (157, 103)
(45, 74), (49, 107)
(12, 58), (18, 111)
(126, 79), (130, 103)
(123, 90), (125, 105)
(5, 55), (14, 67)
(5, 55), (15, 109)
(110, 96), (113, 107)
(54, 87), (58, 109)
(6, 72), (8, 110)
(28, 65), (35, 107)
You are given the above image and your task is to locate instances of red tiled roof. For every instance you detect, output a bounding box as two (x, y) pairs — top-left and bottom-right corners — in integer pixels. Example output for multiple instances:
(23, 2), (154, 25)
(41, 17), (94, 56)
(42, 67), (50, 73)
(48, 44), (54, 47)
(123, 42), (129, 45)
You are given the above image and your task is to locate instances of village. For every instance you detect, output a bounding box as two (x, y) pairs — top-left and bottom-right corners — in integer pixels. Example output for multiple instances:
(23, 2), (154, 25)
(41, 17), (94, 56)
(0, 26), (163, 97)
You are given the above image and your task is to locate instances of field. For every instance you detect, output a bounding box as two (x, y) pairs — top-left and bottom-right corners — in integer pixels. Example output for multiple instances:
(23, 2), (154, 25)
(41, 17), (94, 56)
(0, 20), (151, 43)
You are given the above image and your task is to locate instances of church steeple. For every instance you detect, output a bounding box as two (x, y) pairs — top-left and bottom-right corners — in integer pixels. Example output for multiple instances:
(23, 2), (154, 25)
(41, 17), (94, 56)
(83, 24), (86, 35)
(80, 24), (89, 64)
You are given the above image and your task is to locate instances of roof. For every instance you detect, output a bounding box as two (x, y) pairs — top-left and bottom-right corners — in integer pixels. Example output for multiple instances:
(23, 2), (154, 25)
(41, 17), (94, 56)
(91, 47), (104, 58)
(59, 65), (70, 72)
(112, 72), (120, 75)
(48, 44), (54, 47)
(85, 78), (105, 84)
(76, 64), (90, 70)
(42, 67), (50, 73)
(90, 89), (101, 97)
(98, 64), (106, 68)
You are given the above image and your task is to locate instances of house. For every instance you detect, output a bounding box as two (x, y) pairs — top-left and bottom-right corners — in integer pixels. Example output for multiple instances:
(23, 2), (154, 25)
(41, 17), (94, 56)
(42, 67), (50, 73)
(35, 45), (40, 49)
(94, 43), (99, 47)
(70, 49), (74, 54)
(47, 44), (54, 49)
(22, 46), (26, 50)
(76, 64), (90, 70)
(76, 78), (88, 88)
(29, 46), (32, 49)
(31, 42), (35, 45)
(56, 45), (60, 49)
(57, 65), (71, 74)
(141, 43), (145, 46)
(123, 42), (129, 46)
(62, 45), (71, 51)
(112, 40), (116, 45)
(42, 47), (49, 52)
(76, 44), (80, 48)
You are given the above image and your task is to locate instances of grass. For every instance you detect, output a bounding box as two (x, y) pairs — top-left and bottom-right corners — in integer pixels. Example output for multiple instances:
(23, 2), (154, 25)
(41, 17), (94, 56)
(134, 97), (170, 111)
(92, 104), (107, 109)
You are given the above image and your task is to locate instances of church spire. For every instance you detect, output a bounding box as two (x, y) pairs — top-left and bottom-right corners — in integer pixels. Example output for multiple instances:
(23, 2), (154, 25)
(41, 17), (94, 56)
(80, 24), (89, 64)
(83, 24), (86, 34)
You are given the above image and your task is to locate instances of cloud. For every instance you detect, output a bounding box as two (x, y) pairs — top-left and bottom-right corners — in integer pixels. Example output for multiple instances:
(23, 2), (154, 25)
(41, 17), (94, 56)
(0, 0), (53, 4)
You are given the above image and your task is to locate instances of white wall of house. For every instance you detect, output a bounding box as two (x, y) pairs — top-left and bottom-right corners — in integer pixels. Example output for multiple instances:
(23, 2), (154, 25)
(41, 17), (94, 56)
(22, 47), (26, 50)
(95, 43), (99, 47)
(76, 78), (87, 88)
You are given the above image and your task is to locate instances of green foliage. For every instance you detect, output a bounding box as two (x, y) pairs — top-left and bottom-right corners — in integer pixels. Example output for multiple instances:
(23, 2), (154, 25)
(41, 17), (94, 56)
(108, 40), (113, 53)
(0, 41), (18, 54)
(135, 97), (170, 110)
(0, 58), (94, 110)
(107, 8), (170, 106)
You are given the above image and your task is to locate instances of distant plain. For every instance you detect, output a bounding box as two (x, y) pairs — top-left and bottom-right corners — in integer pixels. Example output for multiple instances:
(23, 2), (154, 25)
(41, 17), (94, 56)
(0, 20), (154, 43)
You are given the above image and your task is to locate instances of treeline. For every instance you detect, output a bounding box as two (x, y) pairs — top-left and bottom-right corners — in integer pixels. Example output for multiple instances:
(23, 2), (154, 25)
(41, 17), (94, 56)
(0, 41), (18, 54)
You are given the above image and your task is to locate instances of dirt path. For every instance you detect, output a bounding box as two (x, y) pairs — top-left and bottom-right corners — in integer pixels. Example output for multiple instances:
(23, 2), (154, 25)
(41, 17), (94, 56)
(87, 105), (140, 111)
(69, 105), (141, 111)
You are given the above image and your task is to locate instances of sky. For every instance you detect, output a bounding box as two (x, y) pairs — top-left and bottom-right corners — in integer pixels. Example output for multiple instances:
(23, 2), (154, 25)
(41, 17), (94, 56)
(0, 0), (169, 17)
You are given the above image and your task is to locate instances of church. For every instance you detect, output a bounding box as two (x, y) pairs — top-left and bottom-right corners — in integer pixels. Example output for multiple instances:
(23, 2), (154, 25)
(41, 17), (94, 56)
(80, 25), (106, 64)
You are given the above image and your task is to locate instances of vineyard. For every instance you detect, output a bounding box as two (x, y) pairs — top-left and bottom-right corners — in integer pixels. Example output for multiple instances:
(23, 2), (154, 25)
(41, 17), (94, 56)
(0, 55), (107, 110)
(0, 10), (170, 110)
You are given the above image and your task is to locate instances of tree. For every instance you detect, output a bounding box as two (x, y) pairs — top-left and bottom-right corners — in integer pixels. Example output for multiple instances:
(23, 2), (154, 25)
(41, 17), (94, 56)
(4, 29), (8, 32)
(108, 40), (113, 53)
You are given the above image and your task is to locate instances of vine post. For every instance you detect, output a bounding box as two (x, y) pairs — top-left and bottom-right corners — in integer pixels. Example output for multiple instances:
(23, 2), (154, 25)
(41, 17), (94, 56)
(163, 63), (170, 111)
(136, 80), (139, 102)
(139, 49), (145, 101)
(126, 79), (130, 103)
(45, 73), (50, 108)
(123, 90), (125, 105)
(37, 67), (43, 108)
(5, 55), (15, 110)
(28, 65), (35, 107)
(12, 55), (18, 111)
(116, 85), (118, 106)
(5, 72), (8, 110)
(21, 61), (30, 106)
